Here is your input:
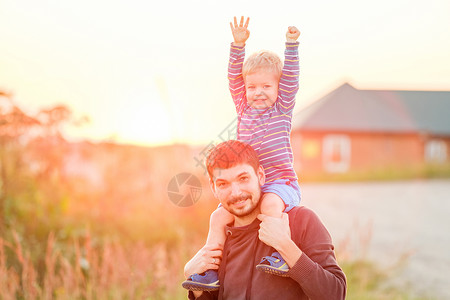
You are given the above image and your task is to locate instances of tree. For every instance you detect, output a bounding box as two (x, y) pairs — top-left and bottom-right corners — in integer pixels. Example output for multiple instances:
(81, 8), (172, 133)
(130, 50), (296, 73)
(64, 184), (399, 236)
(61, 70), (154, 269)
(0, 91), (41, 231)
(0, 90), (78, 232)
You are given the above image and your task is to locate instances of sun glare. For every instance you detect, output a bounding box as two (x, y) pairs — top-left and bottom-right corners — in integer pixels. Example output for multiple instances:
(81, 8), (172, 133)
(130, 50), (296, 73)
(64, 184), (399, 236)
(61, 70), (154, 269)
(113, 92), (173, 146)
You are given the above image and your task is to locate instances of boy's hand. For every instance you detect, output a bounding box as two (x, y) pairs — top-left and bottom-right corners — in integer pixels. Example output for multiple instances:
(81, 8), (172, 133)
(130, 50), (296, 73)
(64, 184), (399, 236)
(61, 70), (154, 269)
(230, 16), (250, 47)
(286, 26), (300, 43)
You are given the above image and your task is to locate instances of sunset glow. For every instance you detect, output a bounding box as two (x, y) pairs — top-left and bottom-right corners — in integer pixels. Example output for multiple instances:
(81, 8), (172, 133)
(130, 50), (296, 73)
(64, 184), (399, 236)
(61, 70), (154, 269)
(1, 0), (449, 146)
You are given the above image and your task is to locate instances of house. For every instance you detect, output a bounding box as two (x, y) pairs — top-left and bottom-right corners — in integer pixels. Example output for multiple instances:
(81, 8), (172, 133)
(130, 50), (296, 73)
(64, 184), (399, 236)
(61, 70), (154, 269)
(291, 83), (450, 175)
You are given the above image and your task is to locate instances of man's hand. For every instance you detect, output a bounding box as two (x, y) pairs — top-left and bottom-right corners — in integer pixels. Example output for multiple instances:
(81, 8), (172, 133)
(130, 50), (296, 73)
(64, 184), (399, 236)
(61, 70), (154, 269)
(258, 213), (302, 268)
(286, 26), (300, 43)
(230, 16), (250, 47)
(257, 213), (291, 250)
(183, 243), (223, 279)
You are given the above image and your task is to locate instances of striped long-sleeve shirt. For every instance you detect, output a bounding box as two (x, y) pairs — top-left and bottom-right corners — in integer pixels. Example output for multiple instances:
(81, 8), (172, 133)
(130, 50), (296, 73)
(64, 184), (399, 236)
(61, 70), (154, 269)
(228, 42), (300, 183)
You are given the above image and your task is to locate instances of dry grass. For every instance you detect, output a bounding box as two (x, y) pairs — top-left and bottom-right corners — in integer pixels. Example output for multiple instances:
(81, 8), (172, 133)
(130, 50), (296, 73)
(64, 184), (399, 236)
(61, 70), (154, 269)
(0, 229), (197, 300)
(1, 223), (428, 300)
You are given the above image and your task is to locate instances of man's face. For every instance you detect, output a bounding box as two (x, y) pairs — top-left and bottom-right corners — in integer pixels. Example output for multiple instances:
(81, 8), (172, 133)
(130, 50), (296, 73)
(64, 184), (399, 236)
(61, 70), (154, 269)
(210, 163), (265, 220)
(245, 70), (279, 109)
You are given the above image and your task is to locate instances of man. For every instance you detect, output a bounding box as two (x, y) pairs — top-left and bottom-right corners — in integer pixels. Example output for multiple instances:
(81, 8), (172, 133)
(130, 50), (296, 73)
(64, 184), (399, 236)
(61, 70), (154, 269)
(183, 140), (346, 299)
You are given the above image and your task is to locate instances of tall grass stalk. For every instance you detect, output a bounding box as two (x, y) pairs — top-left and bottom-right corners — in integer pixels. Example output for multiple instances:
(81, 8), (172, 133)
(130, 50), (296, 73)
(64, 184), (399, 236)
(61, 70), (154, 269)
(0, 230), (189, 300)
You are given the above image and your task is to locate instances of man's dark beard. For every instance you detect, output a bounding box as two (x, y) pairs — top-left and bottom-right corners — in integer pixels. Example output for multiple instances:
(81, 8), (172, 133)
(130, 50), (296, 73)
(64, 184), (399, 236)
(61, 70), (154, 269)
(227, 192), (260, 217)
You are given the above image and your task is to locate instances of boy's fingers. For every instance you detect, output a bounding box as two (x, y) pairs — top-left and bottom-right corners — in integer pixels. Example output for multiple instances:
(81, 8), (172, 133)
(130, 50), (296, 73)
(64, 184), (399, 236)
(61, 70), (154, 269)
(239, 16), (244, 26)
(244, 17), (250, 28)
(234, 16), (238, 27)
(204, 243), (221, 251)
(230, 22), (234, 31)
(210, 250), (223, 258)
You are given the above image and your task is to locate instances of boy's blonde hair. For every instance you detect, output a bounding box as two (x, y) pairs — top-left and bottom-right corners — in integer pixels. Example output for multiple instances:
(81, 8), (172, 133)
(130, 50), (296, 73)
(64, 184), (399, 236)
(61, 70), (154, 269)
(242, 50), (283, 81)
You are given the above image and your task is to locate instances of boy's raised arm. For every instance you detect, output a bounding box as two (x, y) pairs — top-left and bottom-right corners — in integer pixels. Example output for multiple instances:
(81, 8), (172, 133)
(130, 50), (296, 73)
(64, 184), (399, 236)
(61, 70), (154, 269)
(230, 16), (250, 47)
(276, 25), (300, 114)
(228, 16), (249, 113)
(286, 26), (300, 43)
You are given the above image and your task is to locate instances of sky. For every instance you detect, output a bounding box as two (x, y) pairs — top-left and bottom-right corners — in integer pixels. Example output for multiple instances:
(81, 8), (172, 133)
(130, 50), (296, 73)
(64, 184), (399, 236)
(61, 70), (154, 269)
(1, 0), (449, 146)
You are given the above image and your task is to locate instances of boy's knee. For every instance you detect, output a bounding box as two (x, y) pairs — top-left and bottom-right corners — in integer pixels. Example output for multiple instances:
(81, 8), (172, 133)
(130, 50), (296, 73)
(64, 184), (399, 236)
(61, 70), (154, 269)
(261, 193), (285, 216)
(210, 207), (233, 226)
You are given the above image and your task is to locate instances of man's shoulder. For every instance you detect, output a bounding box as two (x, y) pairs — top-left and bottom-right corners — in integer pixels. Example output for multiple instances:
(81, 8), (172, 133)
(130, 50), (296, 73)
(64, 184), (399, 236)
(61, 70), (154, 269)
(288, 205), (316, 216)
(287, 206), (331, 241)
(287, 206), (323, 227)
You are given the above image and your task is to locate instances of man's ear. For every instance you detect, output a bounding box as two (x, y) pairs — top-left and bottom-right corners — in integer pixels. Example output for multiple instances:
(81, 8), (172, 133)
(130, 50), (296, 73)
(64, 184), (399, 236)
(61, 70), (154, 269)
(257, 165), (265, 186)
(209, 177), (219, 199)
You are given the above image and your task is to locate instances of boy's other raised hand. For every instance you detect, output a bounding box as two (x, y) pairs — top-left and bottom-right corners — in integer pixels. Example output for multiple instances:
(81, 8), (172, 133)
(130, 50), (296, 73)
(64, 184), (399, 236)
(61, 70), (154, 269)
(286, 26), (300, 43)
(230, 16), (250, 47)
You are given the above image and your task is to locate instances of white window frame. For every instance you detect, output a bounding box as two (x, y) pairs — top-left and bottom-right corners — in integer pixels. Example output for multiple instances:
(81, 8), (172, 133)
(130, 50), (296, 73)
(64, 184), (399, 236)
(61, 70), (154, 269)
(322, 134), (351, 173)
(425, 139), (447, 163)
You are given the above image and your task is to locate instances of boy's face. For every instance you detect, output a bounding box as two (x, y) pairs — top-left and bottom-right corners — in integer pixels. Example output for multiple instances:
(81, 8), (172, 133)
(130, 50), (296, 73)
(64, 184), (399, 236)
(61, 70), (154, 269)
(245, 69), (279, 109)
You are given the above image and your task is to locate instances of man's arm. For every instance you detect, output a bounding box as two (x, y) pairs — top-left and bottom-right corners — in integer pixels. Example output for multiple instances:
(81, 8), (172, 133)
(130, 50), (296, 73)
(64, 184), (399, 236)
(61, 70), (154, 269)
(188, 290), (217, 300)
(188, 290), (218, 300)
(257, 213), (302, 267)
(258, 209), (347, 300)
(184, 244), (222, 279)
(277, 26), (300, 114)
(184, 244), (222, 299)
(228, 16), (249, 114)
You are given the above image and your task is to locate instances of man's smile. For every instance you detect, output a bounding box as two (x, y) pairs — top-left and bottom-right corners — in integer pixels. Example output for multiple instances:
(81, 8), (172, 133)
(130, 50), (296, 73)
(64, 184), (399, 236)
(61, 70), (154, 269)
(228, 194), (251, 207)
(230, 198), (248, 208)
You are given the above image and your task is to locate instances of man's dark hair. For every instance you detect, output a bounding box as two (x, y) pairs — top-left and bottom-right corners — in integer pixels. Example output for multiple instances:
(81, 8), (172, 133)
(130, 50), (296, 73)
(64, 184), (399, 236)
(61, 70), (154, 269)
(206, 140), (260, 179)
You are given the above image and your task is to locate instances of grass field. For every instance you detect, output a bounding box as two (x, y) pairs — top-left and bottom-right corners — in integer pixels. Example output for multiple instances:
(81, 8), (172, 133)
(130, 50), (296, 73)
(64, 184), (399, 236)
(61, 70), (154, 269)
(1, 226), (430, 300)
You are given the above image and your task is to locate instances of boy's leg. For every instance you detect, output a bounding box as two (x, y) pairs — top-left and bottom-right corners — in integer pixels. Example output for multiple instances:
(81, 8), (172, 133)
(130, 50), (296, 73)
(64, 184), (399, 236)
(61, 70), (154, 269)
(206, 206), (234, 247)
(260, 192), (285, 218)
(182, 206), (234, 291)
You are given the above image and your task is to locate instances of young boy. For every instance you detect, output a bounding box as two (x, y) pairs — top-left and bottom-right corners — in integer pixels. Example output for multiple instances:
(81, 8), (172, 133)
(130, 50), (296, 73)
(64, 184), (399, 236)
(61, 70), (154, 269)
(182, 16), (301, 291)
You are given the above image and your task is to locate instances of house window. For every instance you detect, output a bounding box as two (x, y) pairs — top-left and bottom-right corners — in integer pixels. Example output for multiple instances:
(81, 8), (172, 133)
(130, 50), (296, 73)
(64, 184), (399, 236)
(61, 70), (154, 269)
(425, 140), (447, 163)
(323, 135), (351, 173)
(302, 138), (320, 159)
